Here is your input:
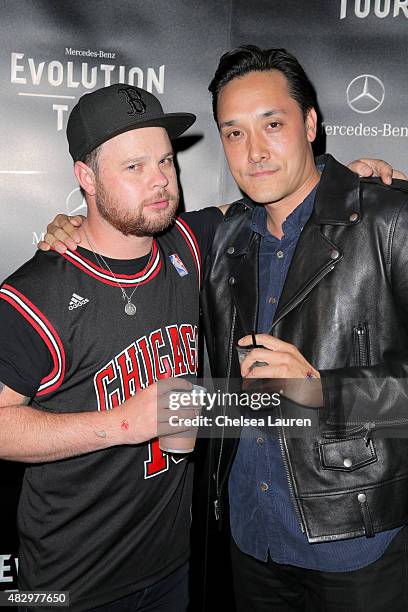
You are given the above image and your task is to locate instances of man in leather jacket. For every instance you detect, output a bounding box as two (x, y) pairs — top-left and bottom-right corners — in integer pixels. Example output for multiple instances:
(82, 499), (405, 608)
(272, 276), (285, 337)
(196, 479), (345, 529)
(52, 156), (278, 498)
(201, 45), (408, 611)
(35, 49), (407, 612)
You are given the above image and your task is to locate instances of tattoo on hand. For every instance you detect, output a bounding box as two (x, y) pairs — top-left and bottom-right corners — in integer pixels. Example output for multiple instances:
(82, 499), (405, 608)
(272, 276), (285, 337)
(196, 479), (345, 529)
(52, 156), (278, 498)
(121, 419), (129, 431)
(94, 430), (107, 438)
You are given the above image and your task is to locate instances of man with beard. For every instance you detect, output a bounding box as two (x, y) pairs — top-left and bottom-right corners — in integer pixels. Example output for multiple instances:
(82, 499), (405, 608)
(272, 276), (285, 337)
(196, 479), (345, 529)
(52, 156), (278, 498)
(0, 84), (223, 611)
(36, 74), (406, 610)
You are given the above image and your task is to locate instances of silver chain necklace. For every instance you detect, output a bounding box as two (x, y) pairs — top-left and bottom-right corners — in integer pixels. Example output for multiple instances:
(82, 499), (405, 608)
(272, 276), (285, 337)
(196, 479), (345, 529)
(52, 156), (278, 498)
(84, 229), (153, 316)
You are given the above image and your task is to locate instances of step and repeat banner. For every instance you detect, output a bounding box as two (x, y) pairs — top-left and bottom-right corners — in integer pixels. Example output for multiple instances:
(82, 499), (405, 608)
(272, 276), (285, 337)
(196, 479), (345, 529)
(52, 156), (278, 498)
(1, 0), (407, 598)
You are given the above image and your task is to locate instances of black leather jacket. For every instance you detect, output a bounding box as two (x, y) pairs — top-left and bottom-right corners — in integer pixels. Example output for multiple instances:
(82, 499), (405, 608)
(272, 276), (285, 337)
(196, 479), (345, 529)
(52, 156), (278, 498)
(201, 154), (408, 543)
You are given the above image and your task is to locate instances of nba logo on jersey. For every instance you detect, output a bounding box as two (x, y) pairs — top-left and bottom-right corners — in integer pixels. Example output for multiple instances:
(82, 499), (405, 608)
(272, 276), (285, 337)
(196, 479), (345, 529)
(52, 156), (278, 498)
(169, 253), (188, 277)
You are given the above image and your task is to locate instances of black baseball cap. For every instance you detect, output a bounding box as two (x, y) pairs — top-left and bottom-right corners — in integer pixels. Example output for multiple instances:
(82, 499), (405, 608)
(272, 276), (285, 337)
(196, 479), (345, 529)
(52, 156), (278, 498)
(67, 84), (196, 162)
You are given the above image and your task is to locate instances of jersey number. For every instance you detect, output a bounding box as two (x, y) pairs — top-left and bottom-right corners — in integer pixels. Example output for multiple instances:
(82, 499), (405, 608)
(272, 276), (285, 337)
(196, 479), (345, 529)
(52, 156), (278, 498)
(144, 439), (186, 478)
(144, 439), (168, 478)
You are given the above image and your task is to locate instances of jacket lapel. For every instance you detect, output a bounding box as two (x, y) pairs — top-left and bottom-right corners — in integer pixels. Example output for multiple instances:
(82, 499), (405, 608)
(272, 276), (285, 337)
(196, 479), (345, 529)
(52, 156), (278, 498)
(225, 155), (362, 334)
(272, 223), (342, 329)
(272, 155), (361, 329)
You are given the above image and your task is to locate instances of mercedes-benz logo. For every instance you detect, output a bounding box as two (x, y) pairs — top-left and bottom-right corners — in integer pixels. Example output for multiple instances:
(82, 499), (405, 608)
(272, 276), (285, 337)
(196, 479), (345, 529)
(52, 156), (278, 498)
(346, 75), (385, 114)
(66, 187), (87, 216)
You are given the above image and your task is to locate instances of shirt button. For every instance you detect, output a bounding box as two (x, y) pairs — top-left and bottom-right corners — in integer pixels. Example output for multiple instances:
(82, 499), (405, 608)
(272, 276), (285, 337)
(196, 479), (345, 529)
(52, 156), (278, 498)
(268, 296), (277, 304)
(343, 457), (352, 468)
(260, 482), (269, 492)
(349, 212), (359, 223)
(276, 250), (284, 259)
(330, 249), (340, 260)
(357, 493), (367, 503)
(228, 276), (236, 285)
(256, 436), (264, 445)
(227, 246), (235, 255)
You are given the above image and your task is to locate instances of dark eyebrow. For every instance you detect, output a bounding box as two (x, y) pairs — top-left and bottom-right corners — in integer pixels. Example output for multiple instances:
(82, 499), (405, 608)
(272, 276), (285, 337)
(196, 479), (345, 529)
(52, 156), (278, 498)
(219, 109), (288, 129)
(219, 120), (238, 128)
(262, 109), (287, 117)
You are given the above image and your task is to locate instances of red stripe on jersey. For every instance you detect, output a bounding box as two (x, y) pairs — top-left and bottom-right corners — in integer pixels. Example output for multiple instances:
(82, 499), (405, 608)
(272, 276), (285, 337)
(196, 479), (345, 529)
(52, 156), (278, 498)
(0, 284), (66, 395)
(174, 218), (202, 287)
(58, 241), (162, 286)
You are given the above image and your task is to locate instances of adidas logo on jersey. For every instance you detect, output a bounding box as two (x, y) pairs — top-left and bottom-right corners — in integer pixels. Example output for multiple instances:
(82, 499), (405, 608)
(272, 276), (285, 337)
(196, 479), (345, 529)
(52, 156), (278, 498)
(68, 293), (89, 310)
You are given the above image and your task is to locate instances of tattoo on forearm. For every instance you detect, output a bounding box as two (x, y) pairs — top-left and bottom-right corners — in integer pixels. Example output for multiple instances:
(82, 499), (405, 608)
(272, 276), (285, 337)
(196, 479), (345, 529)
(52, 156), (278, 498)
(121, 419), (129, 431)
(94, 430), (107, 438)
(0, 381), (4, 394)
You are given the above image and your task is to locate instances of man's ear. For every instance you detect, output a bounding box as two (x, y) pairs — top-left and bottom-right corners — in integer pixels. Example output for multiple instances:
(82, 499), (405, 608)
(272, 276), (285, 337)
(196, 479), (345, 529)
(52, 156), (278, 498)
(305, 108), (318, 143)
(74, 161), (96, 197)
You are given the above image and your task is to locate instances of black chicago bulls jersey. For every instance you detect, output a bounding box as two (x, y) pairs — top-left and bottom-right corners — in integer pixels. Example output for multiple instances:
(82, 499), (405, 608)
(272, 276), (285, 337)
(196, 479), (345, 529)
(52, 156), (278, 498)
(0, 209), (222, 611)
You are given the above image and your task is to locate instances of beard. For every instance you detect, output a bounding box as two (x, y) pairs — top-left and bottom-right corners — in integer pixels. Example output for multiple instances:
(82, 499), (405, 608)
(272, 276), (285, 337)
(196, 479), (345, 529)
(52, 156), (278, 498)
(94, 181), (179, 237)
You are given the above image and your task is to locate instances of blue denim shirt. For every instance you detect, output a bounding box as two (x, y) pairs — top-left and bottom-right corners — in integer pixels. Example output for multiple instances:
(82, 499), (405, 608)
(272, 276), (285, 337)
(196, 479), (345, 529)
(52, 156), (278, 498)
(228, 185), (400, 570)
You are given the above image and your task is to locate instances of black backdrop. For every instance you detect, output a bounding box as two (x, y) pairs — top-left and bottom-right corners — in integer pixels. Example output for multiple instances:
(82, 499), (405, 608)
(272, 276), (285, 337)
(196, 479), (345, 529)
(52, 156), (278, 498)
(1, 0), (407, 598)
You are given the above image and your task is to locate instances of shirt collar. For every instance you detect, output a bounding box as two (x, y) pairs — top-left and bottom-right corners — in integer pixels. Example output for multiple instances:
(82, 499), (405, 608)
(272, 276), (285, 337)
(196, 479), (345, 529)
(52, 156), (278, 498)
(251, 183), (318, 241)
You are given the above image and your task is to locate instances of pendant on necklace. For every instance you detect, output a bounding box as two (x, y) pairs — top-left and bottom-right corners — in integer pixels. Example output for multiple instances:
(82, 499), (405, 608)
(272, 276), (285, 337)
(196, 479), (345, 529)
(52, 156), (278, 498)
(125, 302), (137, 316)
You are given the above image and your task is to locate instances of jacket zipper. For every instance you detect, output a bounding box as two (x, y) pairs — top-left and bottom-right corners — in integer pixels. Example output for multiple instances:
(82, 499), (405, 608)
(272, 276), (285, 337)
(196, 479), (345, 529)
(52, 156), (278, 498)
(321, 424), (367, 439)
(214, 306), (237, 521)
(269, 259), (338, 534)
(353, 324), (370, 367)
(278, 406), (305, 533)
(364, 419), (408, 446)
(322, 420), (408, 446)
